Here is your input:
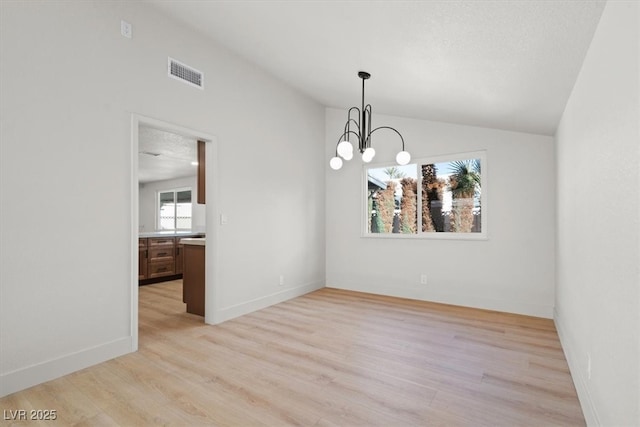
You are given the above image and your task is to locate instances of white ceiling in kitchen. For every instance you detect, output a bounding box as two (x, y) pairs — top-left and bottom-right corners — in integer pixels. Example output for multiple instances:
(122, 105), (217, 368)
(138, 125), (198, 184)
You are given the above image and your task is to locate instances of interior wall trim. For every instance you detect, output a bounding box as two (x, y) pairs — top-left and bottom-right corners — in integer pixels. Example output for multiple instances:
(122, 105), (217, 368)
(213, 281), (325, 324)
(554, 307), (600, 426)
(0, 337), (131, 398)
(326, 282), (554, 319)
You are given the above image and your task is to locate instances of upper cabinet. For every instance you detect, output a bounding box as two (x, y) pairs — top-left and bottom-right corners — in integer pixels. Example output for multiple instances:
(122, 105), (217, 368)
(197, 140), (205, 204)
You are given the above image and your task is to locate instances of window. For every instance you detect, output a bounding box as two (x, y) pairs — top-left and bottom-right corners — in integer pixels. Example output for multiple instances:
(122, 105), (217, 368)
(365, 151), (485, 239)
(158, 188), (192, 230)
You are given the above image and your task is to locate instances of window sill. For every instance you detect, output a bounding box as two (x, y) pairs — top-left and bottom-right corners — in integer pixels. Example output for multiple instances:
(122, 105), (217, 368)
(361, 232), (488, 241)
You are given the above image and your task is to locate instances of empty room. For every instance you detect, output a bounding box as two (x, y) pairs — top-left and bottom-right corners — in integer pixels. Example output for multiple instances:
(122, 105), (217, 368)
(0, 1), (638, 426)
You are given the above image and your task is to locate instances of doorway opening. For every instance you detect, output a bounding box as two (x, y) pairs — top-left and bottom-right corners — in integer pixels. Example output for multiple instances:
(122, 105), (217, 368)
(131, 114), (217, 350)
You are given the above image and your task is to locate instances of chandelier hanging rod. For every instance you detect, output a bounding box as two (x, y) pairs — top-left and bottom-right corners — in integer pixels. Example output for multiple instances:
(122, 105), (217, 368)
(330, 71), (410, 170)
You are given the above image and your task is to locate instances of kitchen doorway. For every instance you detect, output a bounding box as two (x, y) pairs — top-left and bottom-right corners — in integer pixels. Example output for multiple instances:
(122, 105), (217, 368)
(131, 114), (217, 351)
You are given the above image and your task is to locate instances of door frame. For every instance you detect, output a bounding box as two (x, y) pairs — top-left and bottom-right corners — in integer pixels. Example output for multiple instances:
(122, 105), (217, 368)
(130, 114), (218, 350)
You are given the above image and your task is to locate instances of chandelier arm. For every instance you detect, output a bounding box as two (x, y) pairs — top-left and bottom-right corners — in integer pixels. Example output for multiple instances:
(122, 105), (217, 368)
(346, 107), (360, 130)
(342, 119), (361, 138)
(335, 129), (362, 157)
(336, 130), (362, 147)
(369, 126), (406, 151)
(344, 108), (361, 140)
(347, 106), (360, 117)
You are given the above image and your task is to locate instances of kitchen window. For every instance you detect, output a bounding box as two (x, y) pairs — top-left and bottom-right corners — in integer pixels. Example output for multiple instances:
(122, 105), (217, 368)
(158, 188), (192, 230)
(365, 151), (486, 239)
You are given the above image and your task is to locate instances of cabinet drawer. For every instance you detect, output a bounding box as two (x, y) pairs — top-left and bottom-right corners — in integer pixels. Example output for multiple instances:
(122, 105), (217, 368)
(149, 247), (174, 261)
(148, 260), (175, 278)
(149, 237), (175, 247)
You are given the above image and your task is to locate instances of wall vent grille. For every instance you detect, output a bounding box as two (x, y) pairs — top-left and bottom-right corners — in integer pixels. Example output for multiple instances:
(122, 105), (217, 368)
(168, 57), (203, 89)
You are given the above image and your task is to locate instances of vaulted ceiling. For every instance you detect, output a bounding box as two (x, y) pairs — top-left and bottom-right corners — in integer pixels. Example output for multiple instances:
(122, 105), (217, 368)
(148, 0), (606, 136)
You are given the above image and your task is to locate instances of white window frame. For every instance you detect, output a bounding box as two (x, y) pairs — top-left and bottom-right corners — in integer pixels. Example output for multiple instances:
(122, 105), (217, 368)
(362, 150), (487, 240)
(157, 187), (193, 230)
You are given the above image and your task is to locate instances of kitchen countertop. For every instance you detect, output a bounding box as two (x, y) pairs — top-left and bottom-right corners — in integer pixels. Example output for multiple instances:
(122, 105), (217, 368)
(139, 230), (205, 239)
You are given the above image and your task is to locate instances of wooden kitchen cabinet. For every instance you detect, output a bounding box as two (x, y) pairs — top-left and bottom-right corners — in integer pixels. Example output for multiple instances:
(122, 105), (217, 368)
(183, 243), (205, 316)
(175, 241), (184, 275)
(138, 238), (148, 280)
(139, 234), (204, 285)
(197, 140), (205, 204)
(147, 238), (175, 279)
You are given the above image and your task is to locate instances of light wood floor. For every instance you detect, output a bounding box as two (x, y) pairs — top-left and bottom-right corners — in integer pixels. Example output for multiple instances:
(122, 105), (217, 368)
(1, 280), (585, 426)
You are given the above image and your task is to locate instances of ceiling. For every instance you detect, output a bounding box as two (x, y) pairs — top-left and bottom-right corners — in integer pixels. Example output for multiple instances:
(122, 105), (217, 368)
(138, 125), (198, 184)
(147, 0), (606, 136)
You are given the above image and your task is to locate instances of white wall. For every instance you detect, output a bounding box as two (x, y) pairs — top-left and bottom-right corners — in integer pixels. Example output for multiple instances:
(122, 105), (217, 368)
(555, 1), (639, 425)
(326, 108), (556, 318)
(139, 176), (205, 232)
(0, 1), (325, 396)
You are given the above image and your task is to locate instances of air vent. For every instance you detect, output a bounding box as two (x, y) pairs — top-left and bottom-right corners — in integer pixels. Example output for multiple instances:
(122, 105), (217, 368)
(168, 57), (203, 89)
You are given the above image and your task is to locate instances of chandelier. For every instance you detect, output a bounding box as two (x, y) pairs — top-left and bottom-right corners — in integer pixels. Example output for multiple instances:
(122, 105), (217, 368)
(329, 71), (410, 170)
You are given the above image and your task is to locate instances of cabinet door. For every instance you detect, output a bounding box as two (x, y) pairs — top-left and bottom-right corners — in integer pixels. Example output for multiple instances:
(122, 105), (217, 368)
(183, 245), (205, 316)
(138, 239), (148, 280)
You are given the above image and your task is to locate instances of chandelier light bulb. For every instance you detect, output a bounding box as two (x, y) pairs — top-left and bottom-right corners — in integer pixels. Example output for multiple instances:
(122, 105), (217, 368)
(396, 150), (411, 165)
(362, 147), (376, 163)
(337, 140), (353, 158)
(329, 156), (343, 170)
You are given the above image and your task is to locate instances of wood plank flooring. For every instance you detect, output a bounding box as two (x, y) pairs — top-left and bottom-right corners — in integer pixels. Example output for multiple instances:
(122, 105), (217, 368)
(1, 281), (585, 426)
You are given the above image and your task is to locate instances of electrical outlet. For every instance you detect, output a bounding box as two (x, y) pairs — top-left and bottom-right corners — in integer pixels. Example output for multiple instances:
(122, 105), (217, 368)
(587, 353), (592, 380)
(279, 275), (284, 286)
(120, 20), (132, 39)
(420, 274), (428, 285)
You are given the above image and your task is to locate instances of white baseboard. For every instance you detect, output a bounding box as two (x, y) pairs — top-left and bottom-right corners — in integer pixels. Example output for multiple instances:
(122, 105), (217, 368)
(554, 308), (600, 426)
(211, 281), (325, 324)
(0, 337), (132, 398)
(326, 282), (554, 319)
